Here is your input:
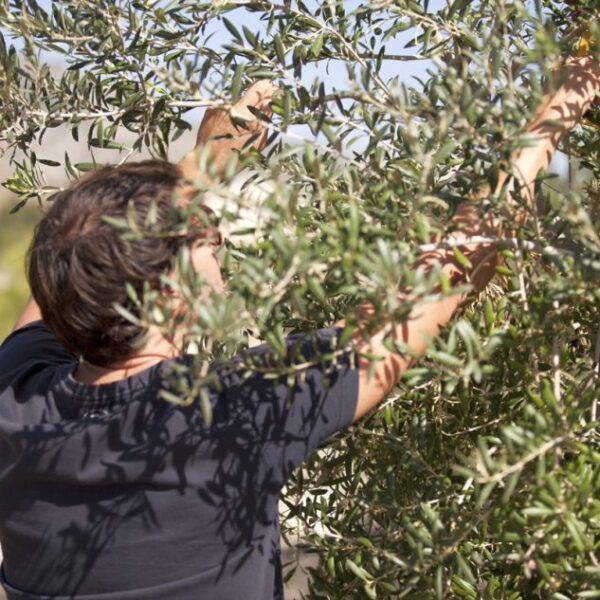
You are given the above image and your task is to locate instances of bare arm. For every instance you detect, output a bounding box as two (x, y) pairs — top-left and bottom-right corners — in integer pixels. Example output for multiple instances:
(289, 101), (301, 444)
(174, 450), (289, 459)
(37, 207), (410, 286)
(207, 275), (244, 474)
(13, 297), (42, 332)
(344, 55), (600, 421)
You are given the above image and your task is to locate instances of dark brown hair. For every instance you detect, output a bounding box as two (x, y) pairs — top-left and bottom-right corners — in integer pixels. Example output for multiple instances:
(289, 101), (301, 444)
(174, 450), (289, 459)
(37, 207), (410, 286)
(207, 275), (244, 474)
(28, 160), (212, 367)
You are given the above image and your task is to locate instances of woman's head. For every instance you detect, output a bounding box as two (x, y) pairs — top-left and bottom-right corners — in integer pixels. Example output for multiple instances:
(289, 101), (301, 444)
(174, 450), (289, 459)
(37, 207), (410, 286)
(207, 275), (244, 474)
(28, 159), (221, 367)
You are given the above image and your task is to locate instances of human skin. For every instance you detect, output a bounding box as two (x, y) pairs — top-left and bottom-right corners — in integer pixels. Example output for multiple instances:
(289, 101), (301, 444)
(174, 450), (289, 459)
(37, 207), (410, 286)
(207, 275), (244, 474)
(344, 55), (600, 421)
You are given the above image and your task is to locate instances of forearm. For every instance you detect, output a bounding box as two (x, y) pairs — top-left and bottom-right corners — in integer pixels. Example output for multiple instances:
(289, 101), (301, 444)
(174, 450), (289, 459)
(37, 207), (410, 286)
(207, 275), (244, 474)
(437, 55), (600, 295)
(508, 55), (600, 206)
(177, 151), (213, 185)
(349, 55), (600, 420)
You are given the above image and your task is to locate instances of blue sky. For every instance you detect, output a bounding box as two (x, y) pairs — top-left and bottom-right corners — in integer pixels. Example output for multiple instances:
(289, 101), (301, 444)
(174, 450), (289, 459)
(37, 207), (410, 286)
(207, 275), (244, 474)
(4, 0), (441, 94)
(1, 0), (568, 174)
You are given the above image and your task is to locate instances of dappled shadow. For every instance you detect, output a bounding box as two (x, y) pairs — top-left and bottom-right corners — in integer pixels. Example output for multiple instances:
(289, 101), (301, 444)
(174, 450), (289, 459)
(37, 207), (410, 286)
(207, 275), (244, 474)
(0, 324), (356, 599)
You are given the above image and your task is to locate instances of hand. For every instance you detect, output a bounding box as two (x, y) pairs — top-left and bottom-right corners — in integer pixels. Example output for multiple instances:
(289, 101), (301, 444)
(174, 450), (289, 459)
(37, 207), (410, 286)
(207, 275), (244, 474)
(195, 80), (276, 176)
(176, 80), (276, 205)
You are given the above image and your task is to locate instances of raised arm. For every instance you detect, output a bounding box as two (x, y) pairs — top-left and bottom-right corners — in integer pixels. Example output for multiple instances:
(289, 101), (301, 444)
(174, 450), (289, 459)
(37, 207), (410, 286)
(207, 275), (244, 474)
(345, 55), (600, 421)
(13, 81), (275, 334)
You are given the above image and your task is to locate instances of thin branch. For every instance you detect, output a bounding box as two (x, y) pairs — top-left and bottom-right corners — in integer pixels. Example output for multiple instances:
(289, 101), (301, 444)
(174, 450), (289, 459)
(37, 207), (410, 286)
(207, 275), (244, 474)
(441, 417), (505, 437)
(25, 109), (124, 120)
(515, 246), (530, 312)
(356, 52), (429, 61)
(415, 236), (572, 256)
(552, 301), (562, 409)
(476, 436), (565, 484)
(593, 327), (600, 421)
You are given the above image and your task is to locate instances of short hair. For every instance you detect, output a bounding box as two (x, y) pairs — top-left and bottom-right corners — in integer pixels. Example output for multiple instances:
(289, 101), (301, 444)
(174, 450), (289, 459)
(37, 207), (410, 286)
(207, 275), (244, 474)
(28, 159), (214, 367)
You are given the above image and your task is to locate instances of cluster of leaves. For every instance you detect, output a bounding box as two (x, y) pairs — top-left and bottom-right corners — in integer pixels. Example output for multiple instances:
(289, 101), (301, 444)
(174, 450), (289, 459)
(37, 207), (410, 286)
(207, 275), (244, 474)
(2, 0), (600, 597)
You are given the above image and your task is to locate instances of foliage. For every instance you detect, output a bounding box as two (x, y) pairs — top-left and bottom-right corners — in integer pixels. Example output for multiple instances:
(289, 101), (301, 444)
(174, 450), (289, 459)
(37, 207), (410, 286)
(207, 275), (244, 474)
(0, 203), (39, 341)
(2, 0), (600, 597)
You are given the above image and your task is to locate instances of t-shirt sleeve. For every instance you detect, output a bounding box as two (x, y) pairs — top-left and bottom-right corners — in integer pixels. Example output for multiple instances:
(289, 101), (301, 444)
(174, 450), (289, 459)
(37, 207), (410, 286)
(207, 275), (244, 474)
(0, 320), (76, 376)
(223, 326), (359, 480)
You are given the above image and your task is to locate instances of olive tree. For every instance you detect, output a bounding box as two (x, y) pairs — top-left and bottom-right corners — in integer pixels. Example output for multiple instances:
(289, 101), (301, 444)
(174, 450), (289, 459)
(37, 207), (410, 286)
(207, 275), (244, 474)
(1, 0), (600, 597)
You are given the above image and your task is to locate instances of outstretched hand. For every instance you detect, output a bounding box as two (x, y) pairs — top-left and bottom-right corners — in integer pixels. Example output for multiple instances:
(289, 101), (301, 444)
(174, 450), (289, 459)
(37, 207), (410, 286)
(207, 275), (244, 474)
(181, 80), (276, 180)
(197, 80), (275, 150)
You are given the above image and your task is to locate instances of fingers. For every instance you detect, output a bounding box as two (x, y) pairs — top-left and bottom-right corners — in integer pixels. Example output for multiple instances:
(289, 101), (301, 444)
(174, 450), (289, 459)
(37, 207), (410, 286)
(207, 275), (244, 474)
(192, 79), (277, 166)
(238, 80), (277, 108)
(232, 79), (277, 122)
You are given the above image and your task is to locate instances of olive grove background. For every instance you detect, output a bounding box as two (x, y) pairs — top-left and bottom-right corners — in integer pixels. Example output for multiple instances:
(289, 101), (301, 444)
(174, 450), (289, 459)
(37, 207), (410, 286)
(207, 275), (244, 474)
(1, 0), (600, 598)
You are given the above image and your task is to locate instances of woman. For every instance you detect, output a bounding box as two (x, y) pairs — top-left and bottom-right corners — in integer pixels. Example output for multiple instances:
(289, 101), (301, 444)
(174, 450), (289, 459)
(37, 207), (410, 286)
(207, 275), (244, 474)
(1, 55), (599, 599)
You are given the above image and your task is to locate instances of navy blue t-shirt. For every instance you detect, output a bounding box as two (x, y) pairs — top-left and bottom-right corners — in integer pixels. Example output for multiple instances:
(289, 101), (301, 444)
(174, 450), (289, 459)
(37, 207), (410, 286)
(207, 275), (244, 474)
(0, 321), (358, 599)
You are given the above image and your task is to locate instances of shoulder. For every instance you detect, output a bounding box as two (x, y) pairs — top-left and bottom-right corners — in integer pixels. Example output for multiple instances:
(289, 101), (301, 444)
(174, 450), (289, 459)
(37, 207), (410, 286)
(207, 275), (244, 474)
(0, 320), (77, 377)
(241, 326), (354, 369)
(215, 325), (358, 426)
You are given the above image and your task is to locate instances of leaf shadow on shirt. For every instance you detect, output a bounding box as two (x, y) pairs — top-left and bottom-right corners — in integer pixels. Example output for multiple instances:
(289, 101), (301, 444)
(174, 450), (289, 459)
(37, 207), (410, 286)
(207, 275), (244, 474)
(0, 330), (354, 598)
